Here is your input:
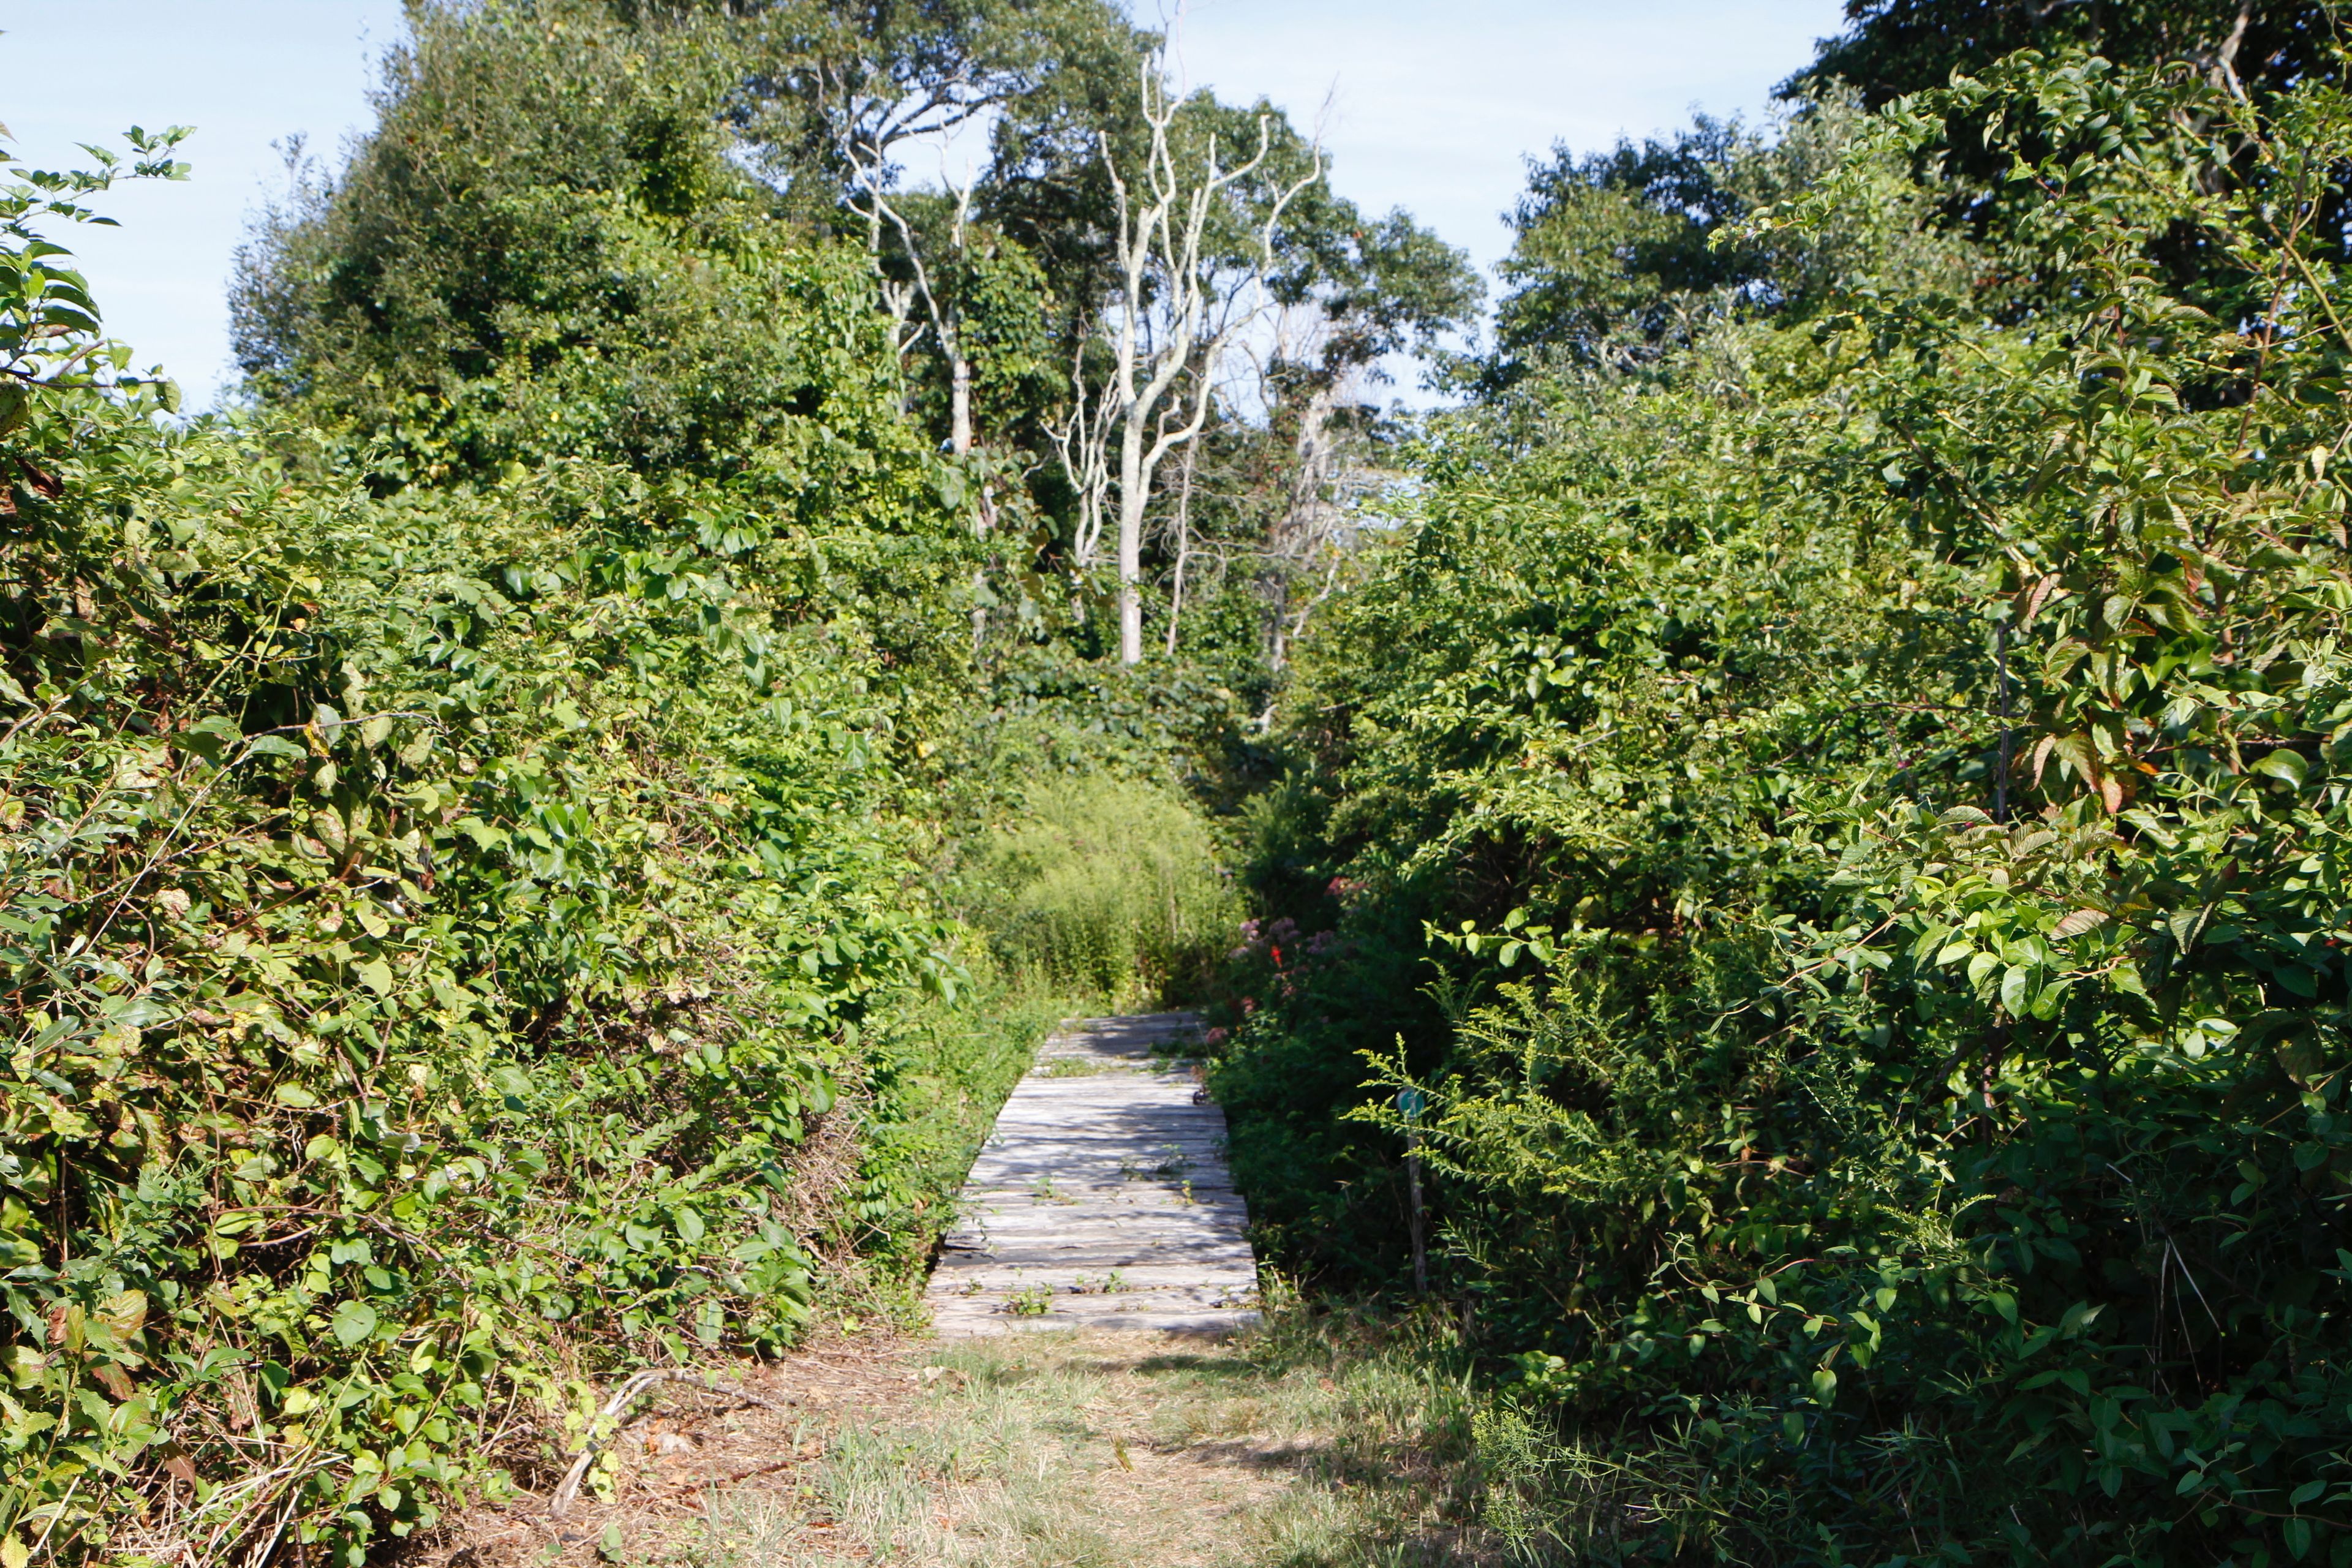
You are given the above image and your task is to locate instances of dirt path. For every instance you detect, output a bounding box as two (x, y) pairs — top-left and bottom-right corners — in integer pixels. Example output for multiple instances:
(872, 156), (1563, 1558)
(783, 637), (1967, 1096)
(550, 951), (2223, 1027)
(420, 1017), (1481, 1567)
(424, 1322), (1480, 1568)
(926, 1012), (1260, 1335)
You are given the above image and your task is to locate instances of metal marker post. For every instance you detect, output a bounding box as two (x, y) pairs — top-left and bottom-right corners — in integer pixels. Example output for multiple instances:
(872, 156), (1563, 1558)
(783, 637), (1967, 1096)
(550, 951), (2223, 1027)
(1399, 1088), (1428, 1295)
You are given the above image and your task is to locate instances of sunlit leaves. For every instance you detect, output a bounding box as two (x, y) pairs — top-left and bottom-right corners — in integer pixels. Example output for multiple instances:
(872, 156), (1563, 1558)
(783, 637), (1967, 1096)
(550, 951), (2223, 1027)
(1233, 46), (2352, 1567)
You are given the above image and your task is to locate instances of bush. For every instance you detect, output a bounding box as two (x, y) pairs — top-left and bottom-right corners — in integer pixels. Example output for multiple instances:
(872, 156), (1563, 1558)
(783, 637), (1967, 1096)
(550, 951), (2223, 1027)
(0, 106), (1004, 1564)
(1219, 55), (2352, 1564)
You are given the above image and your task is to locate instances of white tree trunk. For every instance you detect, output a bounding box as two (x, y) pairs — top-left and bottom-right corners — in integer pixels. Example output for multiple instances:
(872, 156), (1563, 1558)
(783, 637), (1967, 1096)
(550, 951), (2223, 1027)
(950, 356), (972, 457)
(1166, 444), (1198, 658)
(1053, 51), (1319, 666)
(1116, 395), (1150, 663)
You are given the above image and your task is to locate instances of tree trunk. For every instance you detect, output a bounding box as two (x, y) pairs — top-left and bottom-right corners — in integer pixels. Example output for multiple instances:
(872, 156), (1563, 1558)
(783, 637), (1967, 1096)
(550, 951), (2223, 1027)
(1165, 446), (1197, 658)
(950, 355), (973, 457)
(1117, 406), (1148, 665)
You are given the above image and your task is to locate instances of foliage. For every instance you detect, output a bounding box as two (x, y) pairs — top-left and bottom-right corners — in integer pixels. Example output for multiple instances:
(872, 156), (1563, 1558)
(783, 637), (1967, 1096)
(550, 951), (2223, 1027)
(237, 0), (831, 484)
(722, 0), (1150, 227)
(963, 772), (1238, 1006)
(1222, 51), (2352, 1564)
(1791, 0), (2339, 106)
(0, 96), (1007, 1564)
(1482, 93), (1961, 386)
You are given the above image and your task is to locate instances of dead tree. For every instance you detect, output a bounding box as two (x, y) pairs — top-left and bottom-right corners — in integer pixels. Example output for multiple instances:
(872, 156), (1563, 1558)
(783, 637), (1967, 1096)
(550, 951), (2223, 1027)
(845, 141), (980, 454)
(1052, 52), (1317, 665)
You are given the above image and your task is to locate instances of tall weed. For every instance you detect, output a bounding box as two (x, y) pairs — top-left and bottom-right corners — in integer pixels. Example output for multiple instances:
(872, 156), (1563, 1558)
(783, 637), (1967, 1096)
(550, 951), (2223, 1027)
(965, 775), (1238, 1006)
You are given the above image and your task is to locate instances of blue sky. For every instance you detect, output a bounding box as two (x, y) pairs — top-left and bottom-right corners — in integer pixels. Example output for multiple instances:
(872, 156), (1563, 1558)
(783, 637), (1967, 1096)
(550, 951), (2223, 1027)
(4, 0), (1847, 405)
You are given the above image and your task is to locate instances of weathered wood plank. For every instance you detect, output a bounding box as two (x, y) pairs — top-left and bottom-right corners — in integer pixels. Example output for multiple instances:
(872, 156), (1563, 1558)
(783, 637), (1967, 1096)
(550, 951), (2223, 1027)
(924, 1011), (1261, 1337)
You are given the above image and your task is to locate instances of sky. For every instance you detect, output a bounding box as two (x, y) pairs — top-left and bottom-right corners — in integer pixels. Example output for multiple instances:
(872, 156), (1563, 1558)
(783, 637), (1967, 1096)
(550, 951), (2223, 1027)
(2, 0), (1849, 408)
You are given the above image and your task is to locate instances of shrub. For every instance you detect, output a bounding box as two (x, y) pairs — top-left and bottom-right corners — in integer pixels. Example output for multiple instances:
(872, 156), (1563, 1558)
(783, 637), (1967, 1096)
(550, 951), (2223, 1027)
(1221, 55), (2352, 1564)
(0, 114), (993, 1563)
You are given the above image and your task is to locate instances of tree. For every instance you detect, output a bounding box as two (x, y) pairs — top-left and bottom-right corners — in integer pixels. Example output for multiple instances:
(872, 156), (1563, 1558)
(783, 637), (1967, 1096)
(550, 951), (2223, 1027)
(725, 0), (1146, 223)
(1787, 0), (2337, 105)
(232, 0), (775, 478)
(1243, 205), (1479, 669)
(1481, 105), (1912, 386)
(1051, 55), (1317, 666)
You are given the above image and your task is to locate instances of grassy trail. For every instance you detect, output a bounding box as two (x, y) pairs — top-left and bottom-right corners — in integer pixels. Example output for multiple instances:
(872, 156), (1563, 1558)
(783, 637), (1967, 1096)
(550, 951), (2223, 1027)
(696, 1316), (1482, 1568)
(426, 1311), (1487, 1567)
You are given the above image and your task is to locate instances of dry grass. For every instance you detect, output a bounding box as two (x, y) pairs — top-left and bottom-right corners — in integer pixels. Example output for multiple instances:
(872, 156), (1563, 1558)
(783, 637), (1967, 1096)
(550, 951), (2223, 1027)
(396, 1330), (924, 1568)
(677, 1306), (1485, 1568)
(401, 1301), (1492, 1568)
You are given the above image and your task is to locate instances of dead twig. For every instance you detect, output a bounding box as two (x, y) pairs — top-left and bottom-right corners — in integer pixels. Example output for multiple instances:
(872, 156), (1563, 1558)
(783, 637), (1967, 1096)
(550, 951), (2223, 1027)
(548, 1371), (793, 1518)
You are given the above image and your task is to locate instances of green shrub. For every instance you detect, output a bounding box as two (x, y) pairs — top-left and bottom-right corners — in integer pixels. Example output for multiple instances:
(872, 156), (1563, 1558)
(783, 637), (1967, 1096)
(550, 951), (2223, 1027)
(967, 774), (1238, 1006)
(0, 111), (1005, 1565)
(1221, 55), (2352, 1565)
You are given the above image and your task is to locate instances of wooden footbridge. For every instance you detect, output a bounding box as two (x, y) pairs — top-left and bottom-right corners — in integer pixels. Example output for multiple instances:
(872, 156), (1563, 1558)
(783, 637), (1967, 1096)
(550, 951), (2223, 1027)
(925, 1013), (1261, 1336)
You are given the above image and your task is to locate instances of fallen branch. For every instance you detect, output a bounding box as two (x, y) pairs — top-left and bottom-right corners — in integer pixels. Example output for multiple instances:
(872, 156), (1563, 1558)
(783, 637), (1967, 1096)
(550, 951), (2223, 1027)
(548, 1371), (792, 1518)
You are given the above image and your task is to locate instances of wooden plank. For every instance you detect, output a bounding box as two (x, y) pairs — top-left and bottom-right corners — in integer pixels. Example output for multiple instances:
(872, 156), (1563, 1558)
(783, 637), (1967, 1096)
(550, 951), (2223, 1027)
(924, 1011), (1261, 1338)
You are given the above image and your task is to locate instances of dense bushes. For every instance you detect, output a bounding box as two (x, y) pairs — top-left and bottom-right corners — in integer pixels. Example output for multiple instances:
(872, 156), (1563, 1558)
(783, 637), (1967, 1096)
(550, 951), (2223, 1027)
(0, 35), (1026, 1563)
(1219, 56), (2352, 1564)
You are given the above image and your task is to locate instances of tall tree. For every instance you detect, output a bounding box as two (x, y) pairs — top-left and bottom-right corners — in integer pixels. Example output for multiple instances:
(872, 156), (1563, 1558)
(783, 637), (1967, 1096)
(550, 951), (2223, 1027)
(1051, 56), (1317, 666)
(725, 0), (1147, 222)
(1788, 0), (2337, 104)
(1242, 206), (1479, 668)
(1481, 105), (1903, 386)
(232, 0), (794, 480)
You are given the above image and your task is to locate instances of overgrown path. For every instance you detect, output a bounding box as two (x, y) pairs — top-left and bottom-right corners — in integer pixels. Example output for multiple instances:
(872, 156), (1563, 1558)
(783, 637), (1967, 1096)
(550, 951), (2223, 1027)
(418, 1016), (1487, 1566)
(926, 1012), (1262, 1334)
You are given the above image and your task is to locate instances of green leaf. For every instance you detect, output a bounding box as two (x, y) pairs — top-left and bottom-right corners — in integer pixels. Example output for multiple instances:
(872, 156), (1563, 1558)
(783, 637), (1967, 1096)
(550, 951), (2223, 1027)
(2050, 908), (2106, 940)
(330, 1300), (380, 1348)
(2253, 749), (2309, 786)
(2000, 965), (2030, 1016)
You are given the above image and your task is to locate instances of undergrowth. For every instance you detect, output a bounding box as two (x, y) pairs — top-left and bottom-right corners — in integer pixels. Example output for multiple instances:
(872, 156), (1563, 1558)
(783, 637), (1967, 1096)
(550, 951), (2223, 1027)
(961, 774), (1240, 1009)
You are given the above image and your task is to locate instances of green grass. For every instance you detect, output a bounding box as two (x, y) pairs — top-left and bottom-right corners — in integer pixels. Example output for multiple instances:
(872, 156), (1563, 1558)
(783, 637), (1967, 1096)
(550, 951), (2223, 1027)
(820, 973), (1075, 1323)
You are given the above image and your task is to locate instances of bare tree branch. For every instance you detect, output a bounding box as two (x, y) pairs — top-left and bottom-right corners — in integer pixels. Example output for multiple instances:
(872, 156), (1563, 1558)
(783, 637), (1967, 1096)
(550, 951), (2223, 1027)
(1054, 48), (1319, 664)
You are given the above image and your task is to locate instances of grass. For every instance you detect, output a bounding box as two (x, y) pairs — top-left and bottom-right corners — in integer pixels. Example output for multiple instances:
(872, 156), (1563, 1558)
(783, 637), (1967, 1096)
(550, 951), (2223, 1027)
(1038, 1057), (1125, 1077)
(828, 976), (1075, 1322)
(664, 1298), (1490, 1568)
